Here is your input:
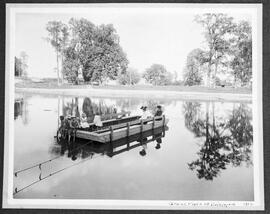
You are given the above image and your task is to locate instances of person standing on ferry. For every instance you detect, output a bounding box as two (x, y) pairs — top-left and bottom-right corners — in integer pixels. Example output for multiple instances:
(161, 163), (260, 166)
(140, 106), (151, 120)
(93, 112), (103, 130)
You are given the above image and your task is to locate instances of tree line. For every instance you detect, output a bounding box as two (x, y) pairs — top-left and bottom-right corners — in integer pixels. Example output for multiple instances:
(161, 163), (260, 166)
(46, 18), (128, 85)
(45, 18), (176, 86)
(43, 14), (252, 87)
(183, 14), (252, 88)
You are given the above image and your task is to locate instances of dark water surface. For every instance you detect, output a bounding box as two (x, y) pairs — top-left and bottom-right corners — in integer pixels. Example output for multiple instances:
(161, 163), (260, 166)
(14, 93), (253, 200)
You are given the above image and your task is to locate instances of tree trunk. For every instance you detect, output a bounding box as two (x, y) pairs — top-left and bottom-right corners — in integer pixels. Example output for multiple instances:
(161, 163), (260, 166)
(212, 102), (216, 136)
(214, 61), (218, 88)
(206, 102), (210, 144)
(207, 62), (211, 87)
(234, 74), (237, 88)
(129, 70), (132, 85)
(61, 54), (64, 84)
(56, 50), (60, 86)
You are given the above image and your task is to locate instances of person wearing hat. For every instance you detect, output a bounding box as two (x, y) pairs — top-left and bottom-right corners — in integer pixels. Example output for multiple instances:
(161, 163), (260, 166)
(93, 112), (103, 130)
(67, 115), (79, 142)
(57, 115), (66, 140)
(154, 105), (163, 116)
(140, 106), (151, 120)
(65, 115), (71, 129)
(80, 112), (89, 129)
(64, 115), (72, 141)
(154, 105), (163, 121)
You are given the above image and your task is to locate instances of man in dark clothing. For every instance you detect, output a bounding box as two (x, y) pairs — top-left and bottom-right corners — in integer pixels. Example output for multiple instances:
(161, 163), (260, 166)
(154, 105), (163, 116)
(154, 105), (163, 121)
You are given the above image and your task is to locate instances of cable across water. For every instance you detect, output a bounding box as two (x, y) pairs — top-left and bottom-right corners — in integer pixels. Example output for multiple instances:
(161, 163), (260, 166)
(13, 152), (104, 195)
(14, 139), (93, 176)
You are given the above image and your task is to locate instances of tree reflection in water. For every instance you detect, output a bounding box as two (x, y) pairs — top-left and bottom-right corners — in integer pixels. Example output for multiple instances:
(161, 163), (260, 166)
(14, 94), (29, 124)
(62, 97), (119, 123)
(183, 101), (253, 180)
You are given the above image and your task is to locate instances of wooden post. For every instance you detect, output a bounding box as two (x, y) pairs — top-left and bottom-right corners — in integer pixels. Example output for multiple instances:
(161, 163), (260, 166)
(152, 117), (155, 140)
(110, 126), (114, 144)
(127, 122), (130, 137)
(127, 122), (130, 150)
(152, 117), (155, 130)
(139, 120), (144, 143)
(162, 126), (166, 137)
(162, 115), (165, 127)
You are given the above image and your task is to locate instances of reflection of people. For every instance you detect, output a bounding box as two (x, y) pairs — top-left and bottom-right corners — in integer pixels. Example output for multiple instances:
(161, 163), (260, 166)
(139, 138), (147, 156)
(67, 141), (78, 161)
(71, 155), (77, 161)
(80, 113), (89, 129)
(57, 115), (67, 140)
(58, 115), (65, 131)
(155, 138), (162, 149)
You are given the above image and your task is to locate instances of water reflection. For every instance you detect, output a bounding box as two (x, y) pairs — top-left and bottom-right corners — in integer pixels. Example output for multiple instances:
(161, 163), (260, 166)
(62, 97), (125, 123)
(14, 95), (29, 124)
(51, 126), (167, 160)
(183, 102), (253, 180)
(13, 94), (253, 200)
(14, 99), (23, 119)
(14, 126), (167, 195)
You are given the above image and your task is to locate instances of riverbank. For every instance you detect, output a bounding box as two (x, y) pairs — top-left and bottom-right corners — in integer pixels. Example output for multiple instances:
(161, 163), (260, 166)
(15, 78), (251, 93)
(15, 87), (252, 102)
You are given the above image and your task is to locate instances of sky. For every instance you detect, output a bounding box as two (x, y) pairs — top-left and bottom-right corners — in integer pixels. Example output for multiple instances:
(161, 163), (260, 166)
(14, 5), (252, 79)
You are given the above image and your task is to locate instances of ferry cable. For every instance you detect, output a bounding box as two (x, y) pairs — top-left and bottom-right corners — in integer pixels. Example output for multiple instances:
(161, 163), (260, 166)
(14, 140), (93, 177)
(13, 152), (105, 196)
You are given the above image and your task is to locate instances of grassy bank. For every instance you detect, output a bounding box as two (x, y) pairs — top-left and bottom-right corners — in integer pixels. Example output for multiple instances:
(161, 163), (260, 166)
(15, 78), (252, 94)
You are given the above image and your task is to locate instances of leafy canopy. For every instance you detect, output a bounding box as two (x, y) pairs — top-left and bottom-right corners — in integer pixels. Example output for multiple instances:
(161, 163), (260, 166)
(143, 64), (172, 86)
(62, 18), (128, 84)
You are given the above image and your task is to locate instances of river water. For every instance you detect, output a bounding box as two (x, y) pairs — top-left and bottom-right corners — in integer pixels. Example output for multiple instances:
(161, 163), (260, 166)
(13, 93), (253, 201)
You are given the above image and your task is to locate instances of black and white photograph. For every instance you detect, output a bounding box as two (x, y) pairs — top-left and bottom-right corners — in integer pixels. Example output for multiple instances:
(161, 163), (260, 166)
(3, 3), (264, 210)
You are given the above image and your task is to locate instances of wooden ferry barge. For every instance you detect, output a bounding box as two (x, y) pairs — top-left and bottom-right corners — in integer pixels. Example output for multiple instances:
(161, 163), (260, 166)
(75, 115), (169, 143)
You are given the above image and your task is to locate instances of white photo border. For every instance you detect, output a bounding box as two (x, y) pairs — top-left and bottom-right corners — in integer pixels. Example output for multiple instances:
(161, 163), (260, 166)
(3, 3), (264, 210)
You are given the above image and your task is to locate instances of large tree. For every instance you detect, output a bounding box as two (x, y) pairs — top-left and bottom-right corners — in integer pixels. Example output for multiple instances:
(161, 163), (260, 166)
(183, 48), (207, 86)
(62, 45), (81, 83)
(46, 21), (69, 85)
(230, 21), (252, 87)
(66, 18), (128, 84)
(195, 14), (235, 87)
(143, 64), (172, 85)
(67, 18), (95, 83)
(90, 24), (128, 83)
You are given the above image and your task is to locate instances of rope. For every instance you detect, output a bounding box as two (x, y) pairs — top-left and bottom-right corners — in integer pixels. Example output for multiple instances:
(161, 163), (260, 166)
(14, 139), (93, 176)
(13, 152), (104, 196)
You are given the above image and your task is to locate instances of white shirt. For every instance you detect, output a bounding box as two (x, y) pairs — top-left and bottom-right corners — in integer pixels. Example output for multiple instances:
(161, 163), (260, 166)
(93, 115), (103, 127)
(141, 110), (151, 120)
(80, 117), (89, 128)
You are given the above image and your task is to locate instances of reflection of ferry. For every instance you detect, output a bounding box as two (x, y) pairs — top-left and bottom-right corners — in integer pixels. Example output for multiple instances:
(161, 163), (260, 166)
(57, 125), (168, 160)
(59, 114), (169, 143)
